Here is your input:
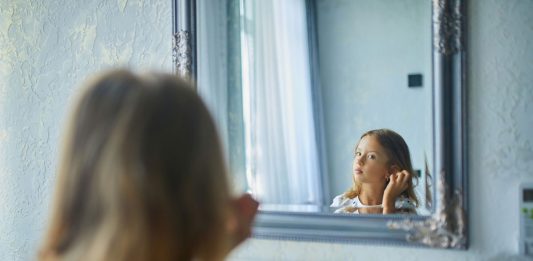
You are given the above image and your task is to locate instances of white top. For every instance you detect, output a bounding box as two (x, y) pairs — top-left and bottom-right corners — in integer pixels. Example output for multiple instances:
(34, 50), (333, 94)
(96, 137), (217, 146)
(330, 194), (416, 214)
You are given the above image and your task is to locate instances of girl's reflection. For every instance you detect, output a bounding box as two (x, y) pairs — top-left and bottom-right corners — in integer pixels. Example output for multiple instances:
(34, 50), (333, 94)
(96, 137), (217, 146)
(331, 129), (418, 214)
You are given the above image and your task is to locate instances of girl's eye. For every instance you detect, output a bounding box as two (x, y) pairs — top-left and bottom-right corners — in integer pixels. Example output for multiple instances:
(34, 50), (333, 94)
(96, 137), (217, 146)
(355, 152), (362, 157)
(367, 154), (376, 160)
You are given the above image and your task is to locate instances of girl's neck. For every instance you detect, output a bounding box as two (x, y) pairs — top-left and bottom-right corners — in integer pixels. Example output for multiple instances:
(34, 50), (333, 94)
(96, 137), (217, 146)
(358, 183), (385, 206)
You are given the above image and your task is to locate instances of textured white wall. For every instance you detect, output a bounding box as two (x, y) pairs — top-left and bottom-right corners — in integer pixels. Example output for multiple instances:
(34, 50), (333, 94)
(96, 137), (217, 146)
(1, 0), (532, 260)
(229, 0), (533, 260)
(0, 0), (171, 259)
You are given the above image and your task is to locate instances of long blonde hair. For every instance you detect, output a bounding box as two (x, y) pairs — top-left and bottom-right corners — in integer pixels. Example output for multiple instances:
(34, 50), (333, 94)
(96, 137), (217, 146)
(40, 70), (232, 260)
(345, 129), (419, 208)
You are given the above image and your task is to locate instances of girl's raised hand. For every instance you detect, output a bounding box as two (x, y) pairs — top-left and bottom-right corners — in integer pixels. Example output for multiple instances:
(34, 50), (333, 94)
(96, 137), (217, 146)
(383, 170), (410, 213)
(227, 194), (259, 249)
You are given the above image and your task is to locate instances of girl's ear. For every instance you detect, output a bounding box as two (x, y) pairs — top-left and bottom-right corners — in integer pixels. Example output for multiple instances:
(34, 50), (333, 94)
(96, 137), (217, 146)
(389, 165), (400, 175)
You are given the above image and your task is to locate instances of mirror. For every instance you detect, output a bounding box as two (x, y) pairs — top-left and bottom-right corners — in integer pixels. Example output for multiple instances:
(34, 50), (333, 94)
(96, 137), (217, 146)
(173, 0), (467, 248)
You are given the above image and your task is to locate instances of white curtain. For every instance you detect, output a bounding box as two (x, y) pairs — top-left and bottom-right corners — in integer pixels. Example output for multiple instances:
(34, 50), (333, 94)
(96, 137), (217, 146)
(240, 0), (322, 205)
(197, 0), (228, 149)
(197, 0), (250, 194)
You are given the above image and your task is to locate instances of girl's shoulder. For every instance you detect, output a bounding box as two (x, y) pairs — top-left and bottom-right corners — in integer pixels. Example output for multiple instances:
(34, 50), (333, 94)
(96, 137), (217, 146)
(330, 194), (354, 207)
(330, 194), (361, 214)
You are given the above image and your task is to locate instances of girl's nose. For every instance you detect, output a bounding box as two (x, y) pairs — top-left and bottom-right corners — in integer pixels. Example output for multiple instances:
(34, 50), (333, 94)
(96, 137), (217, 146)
(355, 155), (364, 165)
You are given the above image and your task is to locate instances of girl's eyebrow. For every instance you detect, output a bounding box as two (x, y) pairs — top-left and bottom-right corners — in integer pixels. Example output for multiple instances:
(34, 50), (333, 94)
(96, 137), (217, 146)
(355, 149), (381, 155)
(355, 148), (378, 152)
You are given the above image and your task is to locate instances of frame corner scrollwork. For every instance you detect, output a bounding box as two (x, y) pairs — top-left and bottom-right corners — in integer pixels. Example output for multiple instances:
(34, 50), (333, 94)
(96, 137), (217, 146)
(172, 0), (196, 81)
(172, 30), (192, 78)
(388, 172), (467, 249)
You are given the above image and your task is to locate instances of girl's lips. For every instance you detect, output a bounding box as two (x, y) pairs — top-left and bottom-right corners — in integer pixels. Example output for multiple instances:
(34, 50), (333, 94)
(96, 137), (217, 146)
(354, 168), (363, 174)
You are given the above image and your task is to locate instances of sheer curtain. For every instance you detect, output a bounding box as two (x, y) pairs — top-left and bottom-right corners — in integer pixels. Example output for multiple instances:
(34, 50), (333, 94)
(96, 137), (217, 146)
(240, 0), (323, 205)
(197, 0), (252, 195)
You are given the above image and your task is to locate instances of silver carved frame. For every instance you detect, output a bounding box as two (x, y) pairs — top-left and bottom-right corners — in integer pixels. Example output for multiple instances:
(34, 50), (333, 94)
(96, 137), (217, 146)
(172, 0), (196, 81)
(172, 0), (468, 249)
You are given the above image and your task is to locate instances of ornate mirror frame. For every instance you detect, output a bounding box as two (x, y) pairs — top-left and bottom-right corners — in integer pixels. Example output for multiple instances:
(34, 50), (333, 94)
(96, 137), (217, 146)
(172, 0), (467, 249)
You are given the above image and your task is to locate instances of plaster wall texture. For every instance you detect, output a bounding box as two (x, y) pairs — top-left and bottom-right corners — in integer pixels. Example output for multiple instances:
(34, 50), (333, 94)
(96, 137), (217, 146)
(0, 0), (170, 259)
(1, 0), (532, 260)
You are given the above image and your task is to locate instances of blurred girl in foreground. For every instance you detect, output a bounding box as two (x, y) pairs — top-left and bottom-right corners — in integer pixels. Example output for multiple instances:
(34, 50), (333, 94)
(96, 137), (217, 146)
(40, 70), (258, 260)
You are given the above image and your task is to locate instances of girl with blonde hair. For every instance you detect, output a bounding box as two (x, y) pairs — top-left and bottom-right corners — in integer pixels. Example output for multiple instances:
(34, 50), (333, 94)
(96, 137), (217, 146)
(331, 129), (419, 214)
(39, 70), (258, 260)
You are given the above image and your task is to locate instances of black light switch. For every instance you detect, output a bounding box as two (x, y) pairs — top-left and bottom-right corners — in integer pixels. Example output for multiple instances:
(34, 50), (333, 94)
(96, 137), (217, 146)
(408, 74), (423, 88)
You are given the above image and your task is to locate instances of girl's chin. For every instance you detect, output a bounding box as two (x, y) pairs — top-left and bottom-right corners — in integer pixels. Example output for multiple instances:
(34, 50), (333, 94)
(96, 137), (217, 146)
(353, 176), (365, 182)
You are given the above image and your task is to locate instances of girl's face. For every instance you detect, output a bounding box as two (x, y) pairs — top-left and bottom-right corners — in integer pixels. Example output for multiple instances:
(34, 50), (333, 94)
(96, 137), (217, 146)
(353, 135), (391, 185)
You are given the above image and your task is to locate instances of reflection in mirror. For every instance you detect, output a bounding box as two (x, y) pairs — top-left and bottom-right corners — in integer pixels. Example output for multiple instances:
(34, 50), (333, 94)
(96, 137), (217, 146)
(330, 129), (420, 215)
(196, 0), (433, 216)
(317, 0), (433, 215)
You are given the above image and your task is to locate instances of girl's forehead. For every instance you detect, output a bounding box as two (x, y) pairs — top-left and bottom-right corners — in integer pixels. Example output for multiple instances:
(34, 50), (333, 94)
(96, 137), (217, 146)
(356, 136), (390, 161)
(356, 135), (387, 154)
(357, 135), (380, 149)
